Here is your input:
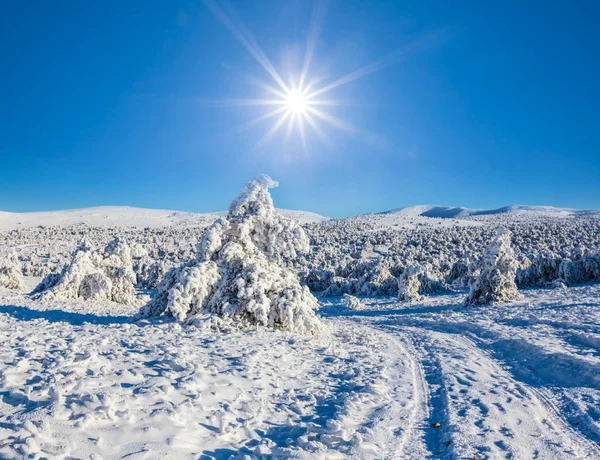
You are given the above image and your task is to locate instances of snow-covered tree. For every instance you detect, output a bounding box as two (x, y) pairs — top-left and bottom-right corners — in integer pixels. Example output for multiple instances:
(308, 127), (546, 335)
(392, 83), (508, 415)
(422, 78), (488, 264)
(32, 237), (139, 304)
(140, 175), (323, 334)
(465, 227), (523, 305)
(398, 266), (423, 302)
(0, 250), (24, 291)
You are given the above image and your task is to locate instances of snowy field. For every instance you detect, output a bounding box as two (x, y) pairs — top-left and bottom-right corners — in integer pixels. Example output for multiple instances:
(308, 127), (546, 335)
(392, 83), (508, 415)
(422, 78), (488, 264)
(1, 285), (599, 459)
(1, 187), (600, 459)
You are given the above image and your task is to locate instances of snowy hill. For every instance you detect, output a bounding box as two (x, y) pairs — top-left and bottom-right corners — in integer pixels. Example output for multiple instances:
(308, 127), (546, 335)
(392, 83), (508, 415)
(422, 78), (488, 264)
(0, 204), (597, 232)
(380, 204), (600, 219)
(0, 206), (328, 230)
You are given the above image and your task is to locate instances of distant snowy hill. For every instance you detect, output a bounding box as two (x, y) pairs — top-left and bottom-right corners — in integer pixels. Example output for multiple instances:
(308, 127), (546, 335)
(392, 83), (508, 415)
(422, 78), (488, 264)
(380, 204), (600, 219)
(0, 204), (597, 231)
(0, 206), (328, 230)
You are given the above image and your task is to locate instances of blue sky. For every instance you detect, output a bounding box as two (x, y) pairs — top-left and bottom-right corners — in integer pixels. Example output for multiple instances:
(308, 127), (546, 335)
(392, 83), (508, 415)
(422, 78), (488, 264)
(1, 0), (599, 217)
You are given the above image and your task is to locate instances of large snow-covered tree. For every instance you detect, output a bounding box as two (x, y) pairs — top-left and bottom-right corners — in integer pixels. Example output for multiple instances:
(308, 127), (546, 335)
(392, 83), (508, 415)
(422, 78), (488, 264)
(32, 237), (139, 304)
(465, 227), (523, 305)
(140, 175), (322, 333)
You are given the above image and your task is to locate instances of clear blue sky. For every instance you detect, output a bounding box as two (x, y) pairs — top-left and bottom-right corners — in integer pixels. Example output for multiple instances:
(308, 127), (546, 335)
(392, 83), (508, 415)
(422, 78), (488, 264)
(1, 0), (599, 217)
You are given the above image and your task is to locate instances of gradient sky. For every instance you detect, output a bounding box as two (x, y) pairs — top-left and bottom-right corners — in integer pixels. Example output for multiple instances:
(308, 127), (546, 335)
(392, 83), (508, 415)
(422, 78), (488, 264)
(1, 0), (599, 217)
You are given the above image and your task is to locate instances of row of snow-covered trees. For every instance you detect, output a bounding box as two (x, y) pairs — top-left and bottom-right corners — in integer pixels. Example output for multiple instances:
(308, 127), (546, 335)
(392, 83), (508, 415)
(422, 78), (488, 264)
(1, 175), (600, 331)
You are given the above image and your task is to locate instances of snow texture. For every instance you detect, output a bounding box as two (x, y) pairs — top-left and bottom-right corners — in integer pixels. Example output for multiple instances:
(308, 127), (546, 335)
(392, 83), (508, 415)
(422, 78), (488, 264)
(141, 175), (322, 333)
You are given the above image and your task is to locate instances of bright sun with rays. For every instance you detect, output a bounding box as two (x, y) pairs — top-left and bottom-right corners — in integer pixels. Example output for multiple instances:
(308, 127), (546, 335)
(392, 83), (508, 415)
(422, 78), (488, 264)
(203, 0), (435, 153)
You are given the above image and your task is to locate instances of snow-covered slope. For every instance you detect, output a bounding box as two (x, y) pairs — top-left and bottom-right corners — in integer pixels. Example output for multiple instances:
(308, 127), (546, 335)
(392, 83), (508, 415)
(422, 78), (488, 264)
(0, 206), (328, 230)
(0, 204), (597, 235)
(380, 205), (482, 219)
(381, 204), (599, 219)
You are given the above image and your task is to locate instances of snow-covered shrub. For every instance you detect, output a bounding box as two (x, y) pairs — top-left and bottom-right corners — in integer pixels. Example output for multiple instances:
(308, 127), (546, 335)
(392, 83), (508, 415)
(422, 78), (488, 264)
(32, 237), (139, 304)
(516, 248), (600, 288)
(133, 257), (171, 290)
(303, 269), (335, 292)
(465, 228), (523, 305)
(418, 263), (448, 295)
(398, 266), (423, 302)
(0, 250), (24, 291)
(516, 251), (562, 288)
(322, 276), (352, 297)
(447, 260), (471, 288)
(343, 294), (365, 310)
(140, 175), (323, 334)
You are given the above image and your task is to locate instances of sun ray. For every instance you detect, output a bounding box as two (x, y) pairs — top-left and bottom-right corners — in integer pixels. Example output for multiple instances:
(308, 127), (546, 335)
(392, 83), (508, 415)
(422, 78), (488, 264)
(303, 111), (332, 148)
(307, 99), (354, 107)
(306, 30), (446, 99)
(284, 111), (297, 144)
(254, 109), (292, 148)
(210, 98), (287, 107)
(297, 114), (309, 155)
(203, 0), (289, 93)
(306, 106), (354, 132)
(299, 0), (328, 88)
(241, 106), (288, 130)
(307, 107), (388, 149)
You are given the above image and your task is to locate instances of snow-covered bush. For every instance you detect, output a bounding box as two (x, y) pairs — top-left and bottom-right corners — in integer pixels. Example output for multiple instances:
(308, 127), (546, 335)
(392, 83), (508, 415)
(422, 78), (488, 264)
(302, 269), (335, 292)
(465, 228), (523, 305)
(516, 248), (600, 288)
(0, 250), (24, 291)
(447, 259), (471, 288)
(133, 257), (171, 290)
(342, 293), (366, 310)
(32, 237), (139, 304)
(140, 175), (323, 334)
(418, 263), (448, 294)
(398, 266), (423, 302)
(516, 251), (562, 288)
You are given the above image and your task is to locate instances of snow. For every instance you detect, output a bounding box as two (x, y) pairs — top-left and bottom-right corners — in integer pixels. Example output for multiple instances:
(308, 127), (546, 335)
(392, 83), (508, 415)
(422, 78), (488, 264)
(1, 199), (600, 458)
(0, 206), (327, 231)
(1, 282), (599, 458)
(381, 204), (600, 219)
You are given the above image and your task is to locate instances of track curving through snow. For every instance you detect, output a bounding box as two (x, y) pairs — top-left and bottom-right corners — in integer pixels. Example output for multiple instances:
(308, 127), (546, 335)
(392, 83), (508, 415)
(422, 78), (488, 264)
(323, 284), (600, 459)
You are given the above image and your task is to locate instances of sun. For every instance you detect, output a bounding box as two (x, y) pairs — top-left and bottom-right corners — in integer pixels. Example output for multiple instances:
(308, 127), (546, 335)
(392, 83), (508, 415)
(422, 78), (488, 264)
(285, 88), (309, 115)
(203, 0), (423, 153)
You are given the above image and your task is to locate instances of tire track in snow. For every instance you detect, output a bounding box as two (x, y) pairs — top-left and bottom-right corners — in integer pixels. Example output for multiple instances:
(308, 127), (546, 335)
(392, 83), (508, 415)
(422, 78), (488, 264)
(332, 320), (429, 459)
(390, 325), (600, 459)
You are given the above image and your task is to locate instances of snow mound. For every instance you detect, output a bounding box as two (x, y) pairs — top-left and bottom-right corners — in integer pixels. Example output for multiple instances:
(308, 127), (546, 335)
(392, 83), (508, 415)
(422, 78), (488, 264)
(141, 175), (323, 334)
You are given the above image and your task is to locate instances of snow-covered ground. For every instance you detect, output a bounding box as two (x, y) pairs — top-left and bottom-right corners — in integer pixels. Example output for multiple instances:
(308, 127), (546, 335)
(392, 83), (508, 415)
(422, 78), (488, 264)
(1, 204), (599, 458)
(1, 284), (599, 459)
